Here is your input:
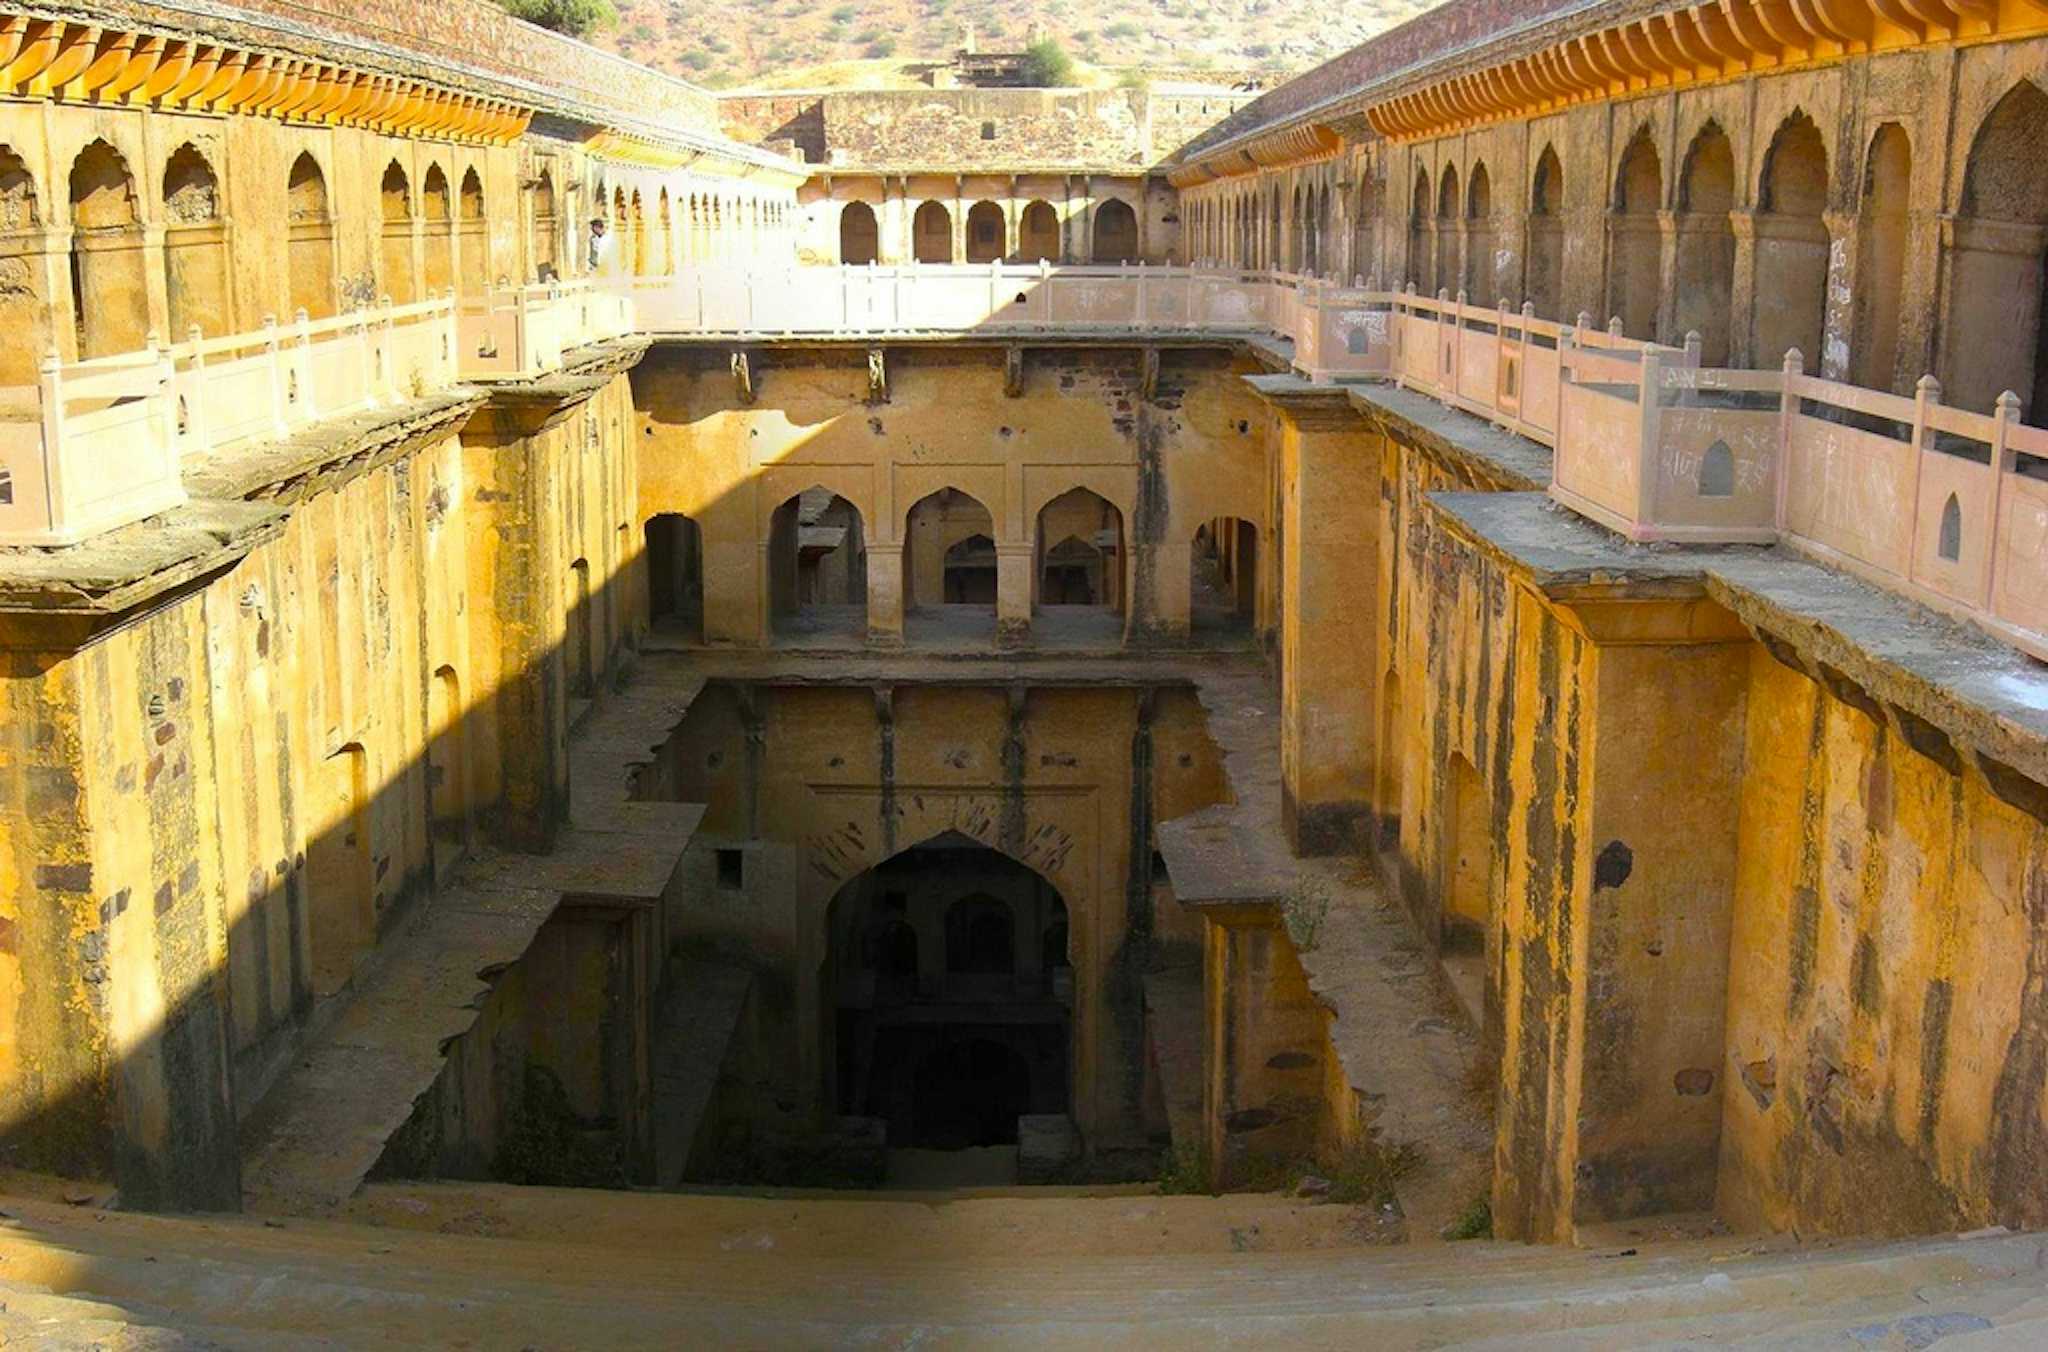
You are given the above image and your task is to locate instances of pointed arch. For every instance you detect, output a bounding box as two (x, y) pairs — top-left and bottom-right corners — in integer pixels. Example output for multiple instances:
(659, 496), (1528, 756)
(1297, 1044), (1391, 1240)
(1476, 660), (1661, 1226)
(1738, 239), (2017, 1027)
(1093, 197), (1138, 263)
(458, 167), (487, 295)
(421, 163), (453, 296)
(1851, 124), (1911, 392)
(1611, 126), (1665, 342)
(1019, 199), (1059, 262)
(1947, 80), (2048, 418)
(913, 200), (953, 263)
(1528, 144), (1564, 319)
(1435, 163), (1461, 294)
(379, 160), (416, 303)
(528, 167), (558, 282)
(163, 143), (228, 340)
(966, 199), (1006, 263)
(1408, 165), (1432, 290)
(904, 486), (995, 610)
(840, 200), (879, 264)
(768, 485), (868, 639)
(1674, 120), (1736, 363)
(1466, 160), (1494, 303)
(1034, 487), (1125, 613)
(0, 144), (46, 382)
(1754, 111), (1830, 372)
(68, 139), (146, 356)
(287, 152), (336, 319)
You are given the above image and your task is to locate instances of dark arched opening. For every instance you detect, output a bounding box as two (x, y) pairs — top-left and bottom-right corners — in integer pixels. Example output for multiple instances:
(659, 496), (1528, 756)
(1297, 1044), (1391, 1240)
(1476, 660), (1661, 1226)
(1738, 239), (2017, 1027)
(966, 200), (1005, 263)
(1611, 127), (1665, 342)
(769, 487), (867, 643)
(840, 200), (879, 264)
(1018, 199), (1060, 262)
(1675, 121), (1737, 364)
(1527, 145), (1564, 319)
(1093, 198), (1138, 263)
(644, 512), (704, 640)
(1190, 516), (1258, 637)
(913, 201), (953, 263)
(1754, 112), (1831, 372)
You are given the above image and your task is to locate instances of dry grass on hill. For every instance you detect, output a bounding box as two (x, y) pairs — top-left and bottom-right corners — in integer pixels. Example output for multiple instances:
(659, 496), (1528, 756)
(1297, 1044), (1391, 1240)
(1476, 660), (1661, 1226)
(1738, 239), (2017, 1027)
(589, 0), (1436, 91)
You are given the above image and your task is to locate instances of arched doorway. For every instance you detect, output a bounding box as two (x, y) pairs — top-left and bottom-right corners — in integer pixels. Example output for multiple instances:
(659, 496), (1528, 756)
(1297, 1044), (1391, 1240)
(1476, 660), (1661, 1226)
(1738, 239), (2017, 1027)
(644, 512), (703, 640)
(288, 152), (337, 319)
(1190, 517), (1257, 637)
(1351, 176), (1376, 282)
(1852, 125), (1911, 392)
(913, 201), (953, 263)
(67, 140), (147, 358)
(768, 487), (867, 643)
(1093, 198), (1138, 263)
(1527, 145), (1564, 320)
(162, 143), (228, 341)
(1018, 199), (1060, 262)
(840, 200), (879, 264)
(966, 200), (1005, 263)
(1674, 122), (1736, 364)
(1035, 487), (1124, 618)
(1754, 112), (1831, 373)
(1466, 162), (1494, 303)
(821, 835), (1073, 1172)
(903, 487), (996, 637)
(1611, 127), (1664, 342)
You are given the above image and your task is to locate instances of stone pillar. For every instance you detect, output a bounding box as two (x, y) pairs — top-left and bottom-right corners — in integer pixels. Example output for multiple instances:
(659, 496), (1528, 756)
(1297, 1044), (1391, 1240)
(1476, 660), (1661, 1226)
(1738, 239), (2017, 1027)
(1063, 176), (1081, 262)
(1727, 207), (1759, 369)
(952, 175), (966, 264)
(1254, 377), (1379, 855)
(866, 541), (905, 644)
(996, 541), (1033, 647)
(1819, 209), (1857, 381)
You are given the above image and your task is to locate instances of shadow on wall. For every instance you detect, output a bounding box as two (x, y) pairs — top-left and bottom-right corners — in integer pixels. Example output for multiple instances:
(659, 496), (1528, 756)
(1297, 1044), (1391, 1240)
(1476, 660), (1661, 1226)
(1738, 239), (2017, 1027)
(0, 390), (649, 1211)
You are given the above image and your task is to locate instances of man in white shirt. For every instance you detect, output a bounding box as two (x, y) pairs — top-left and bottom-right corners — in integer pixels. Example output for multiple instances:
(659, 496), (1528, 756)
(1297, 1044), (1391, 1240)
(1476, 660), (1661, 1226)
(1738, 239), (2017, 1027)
(587, 216), (613, 274)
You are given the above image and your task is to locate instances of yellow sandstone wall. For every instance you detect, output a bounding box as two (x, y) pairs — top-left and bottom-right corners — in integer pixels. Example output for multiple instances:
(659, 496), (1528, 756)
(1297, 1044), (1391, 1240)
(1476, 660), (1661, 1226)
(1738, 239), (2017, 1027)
(631, 345), (1275, 646)
(0, 367), (642, 1207)
(1718, 650), (2048, 1237)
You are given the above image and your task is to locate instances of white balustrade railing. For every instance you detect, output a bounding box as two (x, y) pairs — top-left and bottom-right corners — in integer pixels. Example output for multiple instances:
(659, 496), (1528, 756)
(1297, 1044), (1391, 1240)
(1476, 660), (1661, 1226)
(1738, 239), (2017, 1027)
(3, 257), (2039, 665)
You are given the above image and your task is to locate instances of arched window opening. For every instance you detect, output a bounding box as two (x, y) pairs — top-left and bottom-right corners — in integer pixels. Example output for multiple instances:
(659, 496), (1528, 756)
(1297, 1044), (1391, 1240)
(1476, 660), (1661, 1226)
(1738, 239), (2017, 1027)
(1190, 517), (1258, 637)
(458, 168), (487, 295)
(1755, 112), (1831, 373)
(1093, 198), (1138, 263)
(422, 163), (453, 297)
(1435, 164), (1461, 295)
(380, 160), (416, 305)
(1944, 82), (2048, 418)
(966, 200), (1005, 263)
(162, 144), (228, 342)
(1443, 753), (1491, 956)
(1611, 127), (1665, 342)
(840, 200), (879, 265)
(0, 145), (47, 383)
(644, 513), (704, 640)
(769, 488), (868, 643)
(1035, 487), (1125, 615)
(1852, 125), (1911, 393)
(1674, 122), (1736, 364)
(1018, 199), (1060, 262)
(1698, 440), (1736, 497)
(1466, 161), (1494, 303)
(904, 488), (997, 634)
(913, 200), (953, 263)
(1314, 182), (1331, 275)
(68, 140), (147, 358)
(288, 152), (337, 319)
(1938, 492), (1963, 562)
(1527, 145), (1564, 320)
(568, 557), (594, 696)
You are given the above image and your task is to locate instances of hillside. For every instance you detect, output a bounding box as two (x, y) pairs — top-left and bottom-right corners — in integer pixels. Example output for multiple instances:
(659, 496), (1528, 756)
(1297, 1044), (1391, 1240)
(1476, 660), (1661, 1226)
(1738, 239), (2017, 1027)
(590, 0), (1436, 91)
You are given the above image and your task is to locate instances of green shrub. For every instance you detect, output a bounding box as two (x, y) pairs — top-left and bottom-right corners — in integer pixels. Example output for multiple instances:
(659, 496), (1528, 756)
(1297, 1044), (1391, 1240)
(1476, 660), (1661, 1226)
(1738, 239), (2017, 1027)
(498, 0), (617, 39)
(1021, 36), (1075, 86)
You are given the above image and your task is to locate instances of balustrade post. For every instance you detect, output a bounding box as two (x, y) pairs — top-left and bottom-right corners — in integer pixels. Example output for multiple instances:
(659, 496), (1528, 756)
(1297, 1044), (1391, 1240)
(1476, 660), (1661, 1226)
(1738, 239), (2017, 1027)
(264, 316), (287, 434)
(1037, 257), (1051, 327)
(1452, 289), (1468, 394)
(1136, 260), (1148, 329)
(1984, 390), (2020, 608)
(185, 324), (208, 453)
(38, 348), (65, 520)
(147, 332), (175, 469)
(1774, 349), (1806, 532)
(1518, 301), (1535, 428)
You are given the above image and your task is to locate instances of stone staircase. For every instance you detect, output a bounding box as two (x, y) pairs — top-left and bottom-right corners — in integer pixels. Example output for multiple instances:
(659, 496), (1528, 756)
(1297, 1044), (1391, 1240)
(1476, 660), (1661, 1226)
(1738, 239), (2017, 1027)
(2, 1180), (2045, 1348)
